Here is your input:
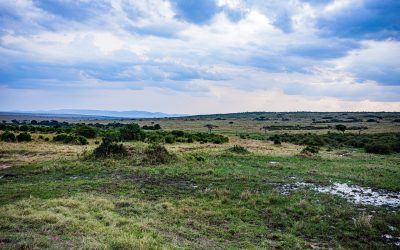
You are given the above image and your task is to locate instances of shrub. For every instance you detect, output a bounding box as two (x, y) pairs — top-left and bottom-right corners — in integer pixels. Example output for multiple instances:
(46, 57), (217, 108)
(171, 130), (185, 137)
(165, 135), (176, 144)
(391, 142), (400, 153)
(44, 137), (49, 141)
(146, 134), (164, 143)
(335, 124), (347, 134)
(301, 145), (320, 154)
(364, 143), (391, 154)
(77, 136), (89, 145)
(144, 143), (174, 164)
(19, 125), (29, 132)
(270, 135), (281, 145)
(53, 133), (88, 145)
(119, 123), (145, 141)
(17, 132), (32, 142)
(1, 131), (16, 142)
(93, 138), (127, 158)
(142, 124), (162, 130)
(187, 136), (194, 143)
(228, 145), (249, 154)
(75, 125), (97, 138)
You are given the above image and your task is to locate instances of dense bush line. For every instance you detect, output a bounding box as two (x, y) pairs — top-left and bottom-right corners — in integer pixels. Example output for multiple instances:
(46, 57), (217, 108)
(0, 122), (229, 145)
(109, 124), (228, 144)
(53, 134), (88, 145)
(268, 132), (400, 154)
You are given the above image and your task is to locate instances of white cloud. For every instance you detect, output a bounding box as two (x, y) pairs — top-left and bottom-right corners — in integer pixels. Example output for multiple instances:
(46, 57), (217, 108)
(0, 0), (399, 112)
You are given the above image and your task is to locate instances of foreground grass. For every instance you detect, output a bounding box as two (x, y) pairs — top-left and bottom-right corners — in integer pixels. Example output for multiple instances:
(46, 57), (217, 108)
(0, 142), (399, 249)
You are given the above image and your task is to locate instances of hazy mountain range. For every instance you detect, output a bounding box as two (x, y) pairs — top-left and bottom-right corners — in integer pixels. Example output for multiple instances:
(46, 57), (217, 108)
(1, 109), (186, 119)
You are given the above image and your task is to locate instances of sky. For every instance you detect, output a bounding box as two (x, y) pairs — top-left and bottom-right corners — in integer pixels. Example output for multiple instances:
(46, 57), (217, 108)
(0, 0), (399, 114)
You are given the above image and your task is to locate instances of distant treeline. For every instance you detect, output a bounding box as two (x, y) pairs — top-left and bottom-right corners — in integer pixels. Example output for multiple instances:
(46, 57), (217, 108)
(0, 122), (229, 145)
(240, 132), (400, 154)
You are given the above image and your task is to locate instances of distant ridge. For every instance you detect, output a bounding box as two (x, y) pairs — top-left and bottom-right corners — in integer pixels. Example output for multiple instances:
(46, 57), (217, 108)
(1, 109), (186, 119)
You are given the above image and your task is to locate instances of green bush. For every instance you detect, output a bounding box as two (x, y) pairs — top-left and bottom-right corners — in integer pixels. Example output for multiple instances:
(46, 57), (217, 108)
(144, 144), (174, 165)
(228, 145), (249, 154)
(16, 132), (32, 142)
(77, 136), (89, 145)
(1, 131), (16, 142)
(93, 138), (127, 158)
(53, 133), (88, 145)
(119, 123), (145, 141)
(171, 130), (185, 137)
(391, 142), (400, 153)
(146, 134), (164, 143)
(165, 135), (176, 144)
(365, 143), (391, 154)
(301, 145), (320, 154)
(75, 125), (97, 138)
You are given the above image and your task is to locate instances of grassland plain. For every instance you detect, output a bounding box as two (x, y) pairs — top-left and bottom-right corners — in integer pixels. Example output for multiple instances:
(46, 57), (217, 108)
(0, 112), (400, 249)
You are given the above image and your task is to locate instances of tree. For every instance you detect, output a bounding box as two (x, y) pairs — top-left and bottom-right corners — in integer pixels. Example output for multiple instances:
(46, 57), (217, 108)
(1, 131), (16, 142)
(119, 123), (144, 141)
(358, 126), (368, 135)
(260, 125), (269, 133)
(16, 132), (32, 142)
(204, 124), (218, 133)
(335, 124), (347, 134)
(75, 125), (97, 138)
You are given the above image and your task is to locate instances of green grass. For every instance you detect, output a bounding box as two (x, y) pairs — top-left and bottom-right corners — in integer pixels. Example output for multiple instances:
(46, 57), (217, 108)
(1, 142), (399, 249)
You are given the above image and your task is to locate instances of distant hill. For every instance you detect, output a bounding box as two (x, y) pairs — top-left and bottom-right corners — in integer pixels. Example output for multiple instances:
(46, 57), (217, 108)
(0, 109), (186, 119)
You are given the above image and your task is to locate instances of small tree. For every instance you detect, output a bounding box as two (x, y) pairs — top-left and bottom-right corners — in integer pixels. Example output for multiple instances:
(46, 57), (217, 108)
(358, 126), (368, 135)
(260, 125), (269, 134)
(17, 132), (32, 142)
(75, 125), (97, 138)
(119, 123), (144, 141)
(204, 124), (218, 133)
(335, 124), (347, 134)
(1, 131), (16, 142)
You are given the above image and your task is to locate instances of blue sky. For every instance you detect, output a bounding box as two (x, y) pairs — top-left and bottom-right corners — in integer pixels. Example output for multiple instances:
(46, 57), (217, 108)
(0, 0), (399, 113)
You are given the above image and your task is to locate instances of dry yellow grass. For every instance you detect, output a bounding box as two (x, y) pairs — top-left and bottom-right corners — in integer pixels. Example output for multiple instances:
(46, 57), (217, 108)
(0, 141), (95, 167)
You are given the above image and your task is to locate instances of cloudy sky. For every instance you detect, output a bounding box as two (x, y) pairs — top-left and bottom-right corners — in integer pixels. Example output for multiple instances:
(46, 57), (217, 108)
(0, 0), (399, 114)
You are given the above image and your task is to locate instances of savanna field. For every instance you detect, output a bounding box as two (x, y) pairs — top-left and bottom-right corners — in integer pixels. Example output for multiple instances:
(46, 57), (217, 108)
(1, 112), (400, 249)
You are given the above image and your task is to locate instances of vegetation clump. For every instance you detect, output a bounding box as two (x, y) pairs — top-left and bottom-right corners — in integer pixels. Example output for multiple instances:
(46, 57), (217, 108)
(16, 132), (32, 142)
(75, 125), (97, 138)
(301, 145), (320, 154)
(53, 133), (88, 145)
(119, 123), (145, 141)
(228, 145), (249, 154)
(204, 124), (218, 133)
(0, 131), (16, 142)
(143, 143), (175, 165)
(335, 124), (347, 134)
(364, 143), (391, 155)
(93, 138), (127, 158)
(142, 124), (161, 130)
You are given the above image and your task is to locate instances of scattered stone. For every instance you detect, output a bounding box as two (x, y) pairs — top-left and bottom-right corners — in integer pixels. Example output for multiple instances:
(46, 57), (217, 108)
(276, 182), (400, 207)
